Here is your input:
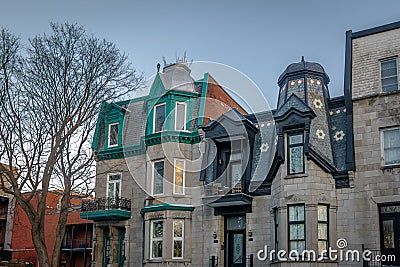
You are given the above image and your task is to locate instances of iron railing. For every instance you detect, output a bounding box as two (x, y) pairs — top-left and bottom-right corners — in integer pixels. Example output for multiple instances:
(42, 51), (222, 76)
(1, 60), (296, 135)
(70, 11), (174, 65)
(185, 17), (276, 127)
(209, 255), (218, 267)
(362, 245), (381, 267)
(246, 254), (254, 267)
(81, 197), (131, 212)
(62, 239), (92, 250)
(204, 183), (243, 196)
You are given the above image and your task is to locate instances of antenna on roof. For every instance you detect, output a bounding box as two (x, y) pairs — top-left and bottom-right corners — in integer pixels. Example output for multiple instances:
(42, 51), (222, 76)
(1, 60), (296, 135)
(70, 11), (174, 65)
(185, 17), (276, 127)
(301, 56), (305, 62)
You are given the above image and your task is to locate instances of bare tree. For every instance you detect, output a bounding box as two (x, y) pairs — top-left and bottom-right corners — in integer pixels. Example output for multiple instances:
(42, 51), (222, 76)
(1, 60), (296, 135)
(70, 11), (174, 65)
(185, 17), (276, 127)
(0, 23), (143, 267)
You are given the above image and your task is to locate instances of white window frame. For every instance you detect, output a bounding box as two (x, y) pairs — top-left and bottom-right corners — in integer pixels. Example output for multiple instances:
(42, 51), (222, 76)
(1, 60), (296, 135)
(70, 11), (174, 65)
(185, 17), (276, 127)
(152, 160), (164, 196)
(380, 58), (399, 93)
(174, 102), (187, 131)
(150, 220), (163, 260)
(153, 103), (166, 133)
(107, 122), (119, 148)
(106, 173), (122, 199)
(173, 159), (186, 195)
(381, 127), (400, 166)
(172, 220), (184, 259)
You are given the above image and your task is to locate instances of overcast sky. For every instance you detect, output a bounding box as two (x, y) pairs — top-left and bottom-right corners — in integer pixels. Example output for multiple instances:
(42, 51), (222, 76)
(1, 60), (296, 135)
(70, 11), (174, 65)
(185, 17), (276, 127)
(1, 0), (400, 109)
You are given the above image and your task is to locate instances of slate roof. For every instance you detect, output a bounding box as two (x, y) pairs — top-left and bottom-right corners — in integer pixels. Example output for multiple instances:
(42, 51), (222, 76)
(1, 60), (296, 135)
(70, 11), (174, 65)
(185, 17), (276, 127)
(278, 59), (330, 85)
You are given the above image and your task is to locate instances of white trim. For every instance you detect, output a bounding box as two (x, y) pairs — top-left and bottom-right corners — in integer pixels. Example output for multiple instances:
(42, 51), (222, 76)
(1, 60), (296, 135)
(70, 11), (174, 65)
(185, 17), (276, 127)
(153, 103), (166, 133)
(150, 220), (163, 260)
(174, 102), (187, 131)
(107, 122), (119, 148)
(381, 127), (400, 166)
(106, 173), (122, 199)
(152, 160), (164, 196)
(172, 219), (184, 259)
(173, 159), (185, 195)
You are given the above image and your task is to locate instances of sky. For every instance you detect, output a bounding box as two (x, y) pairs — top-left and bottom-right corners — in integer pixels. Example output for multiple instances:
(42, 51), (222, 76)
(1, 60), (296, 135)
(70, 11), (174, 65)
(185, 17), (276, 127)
(1, 0), (400, 110)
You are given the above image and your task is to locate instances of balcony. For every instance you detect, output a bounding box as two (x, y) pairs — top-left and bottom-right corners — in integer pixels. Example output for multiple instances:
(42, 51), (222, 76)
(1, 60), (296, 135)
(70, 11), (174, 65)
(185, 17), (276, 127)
(203, 182), (252, 216)
(61, 239), (92, 251)
(80, 197), (131, 222)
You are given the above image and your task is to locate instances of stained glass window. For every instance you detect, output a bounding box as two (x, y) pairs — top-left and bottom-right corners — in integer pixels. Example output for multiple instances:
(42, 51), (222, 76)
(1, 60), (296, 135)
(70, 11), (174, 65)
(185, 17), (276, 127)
(108, 123), (119, 147)
(381, 59), (398, 92)
(174, 159), (185, 195)
(173, 220), (184, 259)
(154, 103), (166, 133)
(382, 220), (395, 249)
(151, 221), (163, 259)
(233, 233), (243, 263)
(288, 205), (305, 254)
(318, 205), (329, 257)
(153, 161), (164, 195)
(383, 128), (400, 166)
(288, 133), (304, 174)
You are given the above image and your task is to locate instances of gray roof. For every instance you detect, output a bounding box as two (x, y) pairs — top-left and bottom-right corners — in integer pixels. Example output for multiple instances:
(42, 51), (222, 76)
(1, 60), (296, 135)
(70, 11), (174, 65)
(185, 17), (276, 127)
(278, 59), (330, 84)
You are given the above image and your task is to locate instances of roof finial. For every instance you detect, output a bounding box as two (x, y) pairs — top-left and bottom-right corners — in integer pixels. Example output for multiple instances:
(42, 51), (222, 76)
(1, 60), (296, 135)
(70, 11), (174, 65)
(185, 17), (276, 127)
(301, 56), (305, 62)
(157, 63), (161, 72)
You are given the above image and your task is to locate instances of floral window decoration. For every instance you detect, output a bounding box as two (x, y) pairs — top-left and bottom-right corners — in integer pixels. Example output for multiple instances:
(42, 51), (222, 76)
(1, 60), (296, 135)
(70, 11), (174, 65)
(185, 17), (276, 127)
(316, 129), (325, 140)
(313, 98), (323, 109)
(260, 143), (269, 153)
(334, 130), (345, 141)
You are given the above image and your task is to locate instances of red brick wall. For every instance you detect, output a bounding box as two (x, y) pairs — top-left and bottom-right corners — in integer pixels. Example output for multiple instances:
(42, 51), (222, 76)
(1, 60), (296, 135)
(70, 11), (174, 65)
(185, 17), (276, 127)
(203, 75), (247, 125)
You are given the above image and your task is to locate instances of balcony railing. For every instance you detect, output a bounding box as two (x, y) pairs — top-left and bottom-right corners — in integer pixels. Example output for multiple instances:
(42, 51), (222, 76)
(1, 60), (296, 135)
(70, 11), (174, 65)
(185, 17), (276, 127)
(81, 197), (131, 212)
(62, 239), (92, 250)
(204, 183), (243, 197)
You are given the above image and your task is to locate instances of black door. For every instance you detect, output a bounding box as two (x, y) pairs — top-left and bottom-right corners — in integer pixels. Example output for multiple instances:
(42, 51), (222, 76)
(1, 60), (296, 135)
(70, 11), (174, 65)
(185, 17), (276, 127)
(380, 204), (400, 266)
(227, 230), (245, 267)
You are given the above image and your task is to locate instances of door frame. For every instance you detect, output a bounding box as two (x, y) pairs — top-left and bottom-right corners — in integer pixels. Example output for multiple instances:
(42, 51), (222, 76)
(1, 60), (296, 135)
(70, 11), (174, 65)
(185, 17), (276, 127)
(224, 215), (246, 267)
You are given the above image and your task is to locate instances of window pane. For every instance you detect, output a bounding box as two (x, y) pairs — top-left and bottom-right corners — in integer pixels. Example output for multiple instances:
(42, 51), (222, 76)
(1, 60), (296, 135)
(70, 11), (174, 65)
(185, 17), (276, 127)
(226, 215), (246, 230)
(290, 146), (304, 174)
(318, 223), (328, 239)
(152, 241), (162, 258)
(109, 174), (121, 181)
(289, 205), (305, 221)
(289, 224), (305, 239)
(381, 60), (397, 72)
(175, 103), (186, 130)
(108, 183), (114, 199)
(173, 240), (182, 258)
(382, 76), (398, 87)
(290, 241), (305, 253)
(381, 60), (398, 92)
(384, 129), (400, 165)
(152, 221), (163, 238)
(318, 206), (328, 221)
(109, 123), (119, 146)
(383, 220), (395, 249)
(230, 162), (242, 187)
(233, 234), (243, 264)
(318, 241), (328, 255)
(154, 104), (166, 132)
(153, 161), (164, 195)
(290, 134), (303, 145)
(174, 160), (184, 194)
(173, 221), (183, 238)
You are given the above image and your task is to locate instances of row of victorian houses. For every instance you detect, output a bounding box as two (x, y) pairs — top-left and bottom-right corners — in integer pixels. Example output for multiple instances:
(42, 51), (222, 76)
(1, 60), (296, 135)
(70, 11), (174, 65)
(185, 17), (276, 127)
(0, 20), (399, 267)
(78, 20), (400, 267)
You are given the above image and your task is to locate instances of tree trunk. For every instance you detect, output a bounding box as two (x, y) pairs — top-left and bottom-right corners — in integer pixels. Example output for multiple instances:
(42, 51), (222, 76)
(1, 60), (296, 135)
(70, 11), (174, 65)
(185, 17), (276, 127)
(31, 219), (50, 267)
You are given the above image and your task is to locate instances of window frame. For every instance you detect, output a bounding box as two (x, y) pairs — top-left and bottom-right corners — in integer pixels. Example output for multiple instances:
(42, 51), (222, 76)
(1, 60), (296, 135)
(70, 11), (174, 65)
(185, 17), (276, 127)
(106, 173), (122, 199)
(173, 159), (186, 195)
(152, 160), (164, 196)
(317, 204), (329, 257)
(288, 204), (306, 254)
(150, 220), (164, 260)
(287, 132), (305, 175)
(381, 127), (400, 167)
(174, 101), (187, 131)
(153, 102), (166, 133)
(172, 220), (184, 259)
(107, 122), (119, 148)
(380, 58), (399, 93)
(274, 208), (279, 255)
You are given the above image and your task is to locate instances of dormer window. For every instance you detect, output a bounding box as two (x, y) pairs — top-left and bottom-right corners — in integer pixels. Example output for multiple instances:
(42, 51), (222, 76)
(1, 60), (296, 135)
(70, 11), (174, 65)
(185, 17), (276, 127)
(175, 102), (187, 131)
(288, 132), (304, 174)
(154, 103), (166, 133)
(108, 123), (119, 147)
